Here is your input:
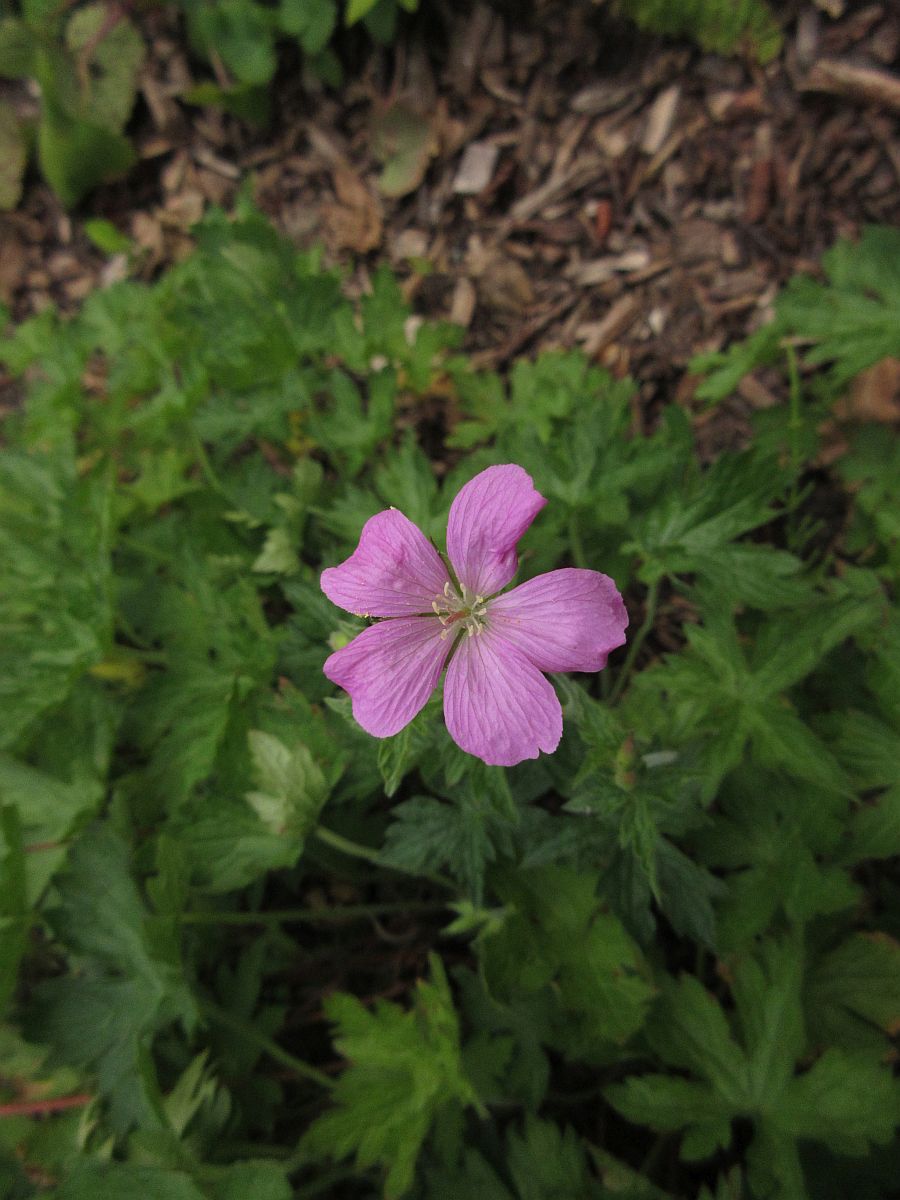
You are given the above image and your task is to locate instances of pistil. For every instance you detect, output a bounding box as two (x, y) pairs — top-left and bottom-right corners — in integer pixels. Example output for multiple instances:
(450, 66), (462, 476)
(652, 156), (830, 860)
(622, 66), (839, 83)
(432, 582), (488, 638)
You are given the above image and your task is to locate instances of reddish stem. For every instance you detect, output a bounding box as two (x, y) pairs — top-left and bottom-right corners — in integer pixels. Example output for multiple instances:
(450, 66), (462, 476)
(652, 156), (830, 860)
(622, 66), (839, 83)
(0, 1094), (92, 1118)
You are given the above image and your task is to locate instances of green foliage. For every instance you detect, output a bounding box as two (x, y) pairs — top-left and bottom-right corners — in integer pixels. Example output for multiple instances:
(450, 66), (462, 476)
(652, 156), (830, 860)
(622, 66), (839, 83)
(0, 3), (143, 206)
(0, 0), (422, 207)
(1, 211), (898, 1199)
(694, 226), (900, 404)
(28, 827), (196, 1131)
(613, 0), (782, 62)
(301, 956), (480, 1198)
(607, 940), (898, 1192)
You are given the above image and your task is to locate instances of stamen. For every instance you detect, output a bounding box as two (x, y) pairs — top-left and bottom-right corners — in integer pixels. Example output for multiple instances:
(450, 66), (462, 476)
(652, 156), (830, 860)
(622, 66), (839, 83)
(432, 580), (488, 638)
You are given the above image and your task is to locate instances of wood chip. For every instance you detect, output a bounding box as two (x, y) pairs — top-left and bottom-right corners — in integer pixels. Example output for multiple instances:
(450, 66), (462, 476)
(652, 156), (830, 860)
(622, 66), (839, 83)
(801, 59), (900, 113)
(193, 146), (240, 180)
(449, 276), (477, 326)
(570, 82), (635, 115)
(452, 141), (499, 194)
(641, 85), (681, 156)
(567, 249), (651, 286)
(796, 9), (821, 71)
(577, 293), (640, 357)
(507, 159), (604, 223)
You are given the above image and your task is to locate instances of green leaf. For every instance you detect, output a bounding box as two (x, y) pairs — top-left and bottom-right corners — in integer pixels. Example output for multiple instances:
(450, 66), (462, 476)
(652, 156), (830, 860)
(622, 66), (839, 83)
(0, 805), (27, 1013)
(589, 1146), (678, 1200)
(0, 454), (113, 752)
(301, 954), (481, 1199)
(64, 5), (144, 133)
(0, 18), (36, 78)
(424, 1148), (513, 1200)
(252, 526), (298, 574)
(777, 226), (900, 388)
(605, 1075), (732, 1157)
(841, 786), (900, 864)
(179, 80), (271, 125)
(306, 368), (394, 476)
(610, 940), (811, 1171)
(0, 754), (102, 902)
(731, 939), (805, 1106)
(376, 705), (435, 798)
(645, 975), (748, 1107)
(807, 933), (900, 1050)
(371, 103), (437, 198)
(505, 1116), (595, 1200)
(278, 0), (337, 52)
(615, 0), (781, 61)
(29, 826), (195, 1132)
(189, 0), (277, 86)
(205, 1161), (292, 1200)
(484, 866), (654, 1052)
(245, 728), (328, 841)
(829, 710), (900, 790)
(54, 1164), (207, 1200)
(38, 103), (135, 206)
(774, 1048), (900, 1155)
(172, 800), (311, 895)
(381, 767), (518, 901)
(374, 432), (441, 536)
(345, 0), (380, 24)
(83, 217), (132, 255)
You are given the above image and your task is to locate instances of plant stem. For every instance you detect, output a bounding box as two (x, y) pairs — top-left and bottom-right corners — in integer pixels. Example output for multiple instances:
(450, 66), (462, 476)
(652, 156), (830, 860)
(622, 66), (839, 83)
(199, 999), (333, 1090)
(0, 1093), (92, 1118)
(314, 826), (455, 892)
(180, 900), (448, 926)
(609, 578), (660, 705)
(568, 509), (587, 568)
(785, 342), (804, 551)
(314, 825), (382, 865)
(192, 431), (230, 499)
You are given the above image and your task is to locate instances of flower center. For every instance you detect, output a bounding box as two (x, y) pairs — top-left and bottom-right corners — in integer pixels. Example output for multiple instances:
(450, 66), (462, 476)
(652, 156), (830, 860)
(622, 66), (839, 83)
(432, 581), (488, 639)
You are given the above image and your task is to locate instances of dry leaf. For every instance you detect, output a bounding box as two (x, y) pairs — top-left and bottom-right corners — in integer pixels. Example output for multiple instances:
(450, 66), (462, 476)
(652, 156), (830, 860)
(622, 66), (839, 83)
(322, 165), (383, 253)
(836, 357), (900, 424)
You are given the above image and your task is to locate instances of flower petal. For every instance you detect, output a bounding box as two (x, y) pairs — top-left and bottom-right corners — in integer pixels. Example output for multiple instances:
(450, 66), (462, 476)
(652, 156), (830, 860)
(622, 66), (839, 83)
(446, 464), (546, 598)
(488, 568), (628, 673)
(321, 509), (450, 617)
(443, 629), (562, 766)
(324, 617), (451, 738)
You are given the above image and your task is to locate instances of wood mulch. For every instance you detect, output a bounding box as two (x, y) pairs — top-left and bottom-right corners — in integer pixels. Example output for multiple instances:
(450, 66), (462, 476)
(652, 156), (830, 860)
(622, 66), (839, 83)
(1, 0), (899, 434)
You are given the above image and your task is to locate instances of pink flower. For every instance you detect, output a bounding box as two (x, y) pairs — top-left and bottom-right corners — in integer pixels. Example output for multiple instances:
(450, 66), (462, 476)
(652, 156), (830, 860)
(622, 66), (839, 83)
(320, 464), (628, 767)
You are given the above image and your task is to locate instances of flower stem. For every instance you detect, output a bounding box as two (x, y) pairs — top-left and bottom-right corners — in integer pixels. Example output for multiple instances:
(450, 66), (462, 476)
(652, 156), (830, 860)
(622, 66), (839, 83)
(198, 998), (333, 1090)
(568, 509), (587, 568)
(609, 578), (660, 705)
(314, 825), (382, 865)
(314, 826), (455, 891)
(180, 901), (447, 926)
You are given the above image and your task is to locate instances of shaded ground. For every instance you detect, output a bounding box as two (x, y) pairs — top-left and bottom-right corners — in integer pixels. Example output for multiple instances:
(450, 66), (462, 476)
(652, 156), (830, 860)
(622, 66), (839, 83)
(2, 0), (899, 435)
